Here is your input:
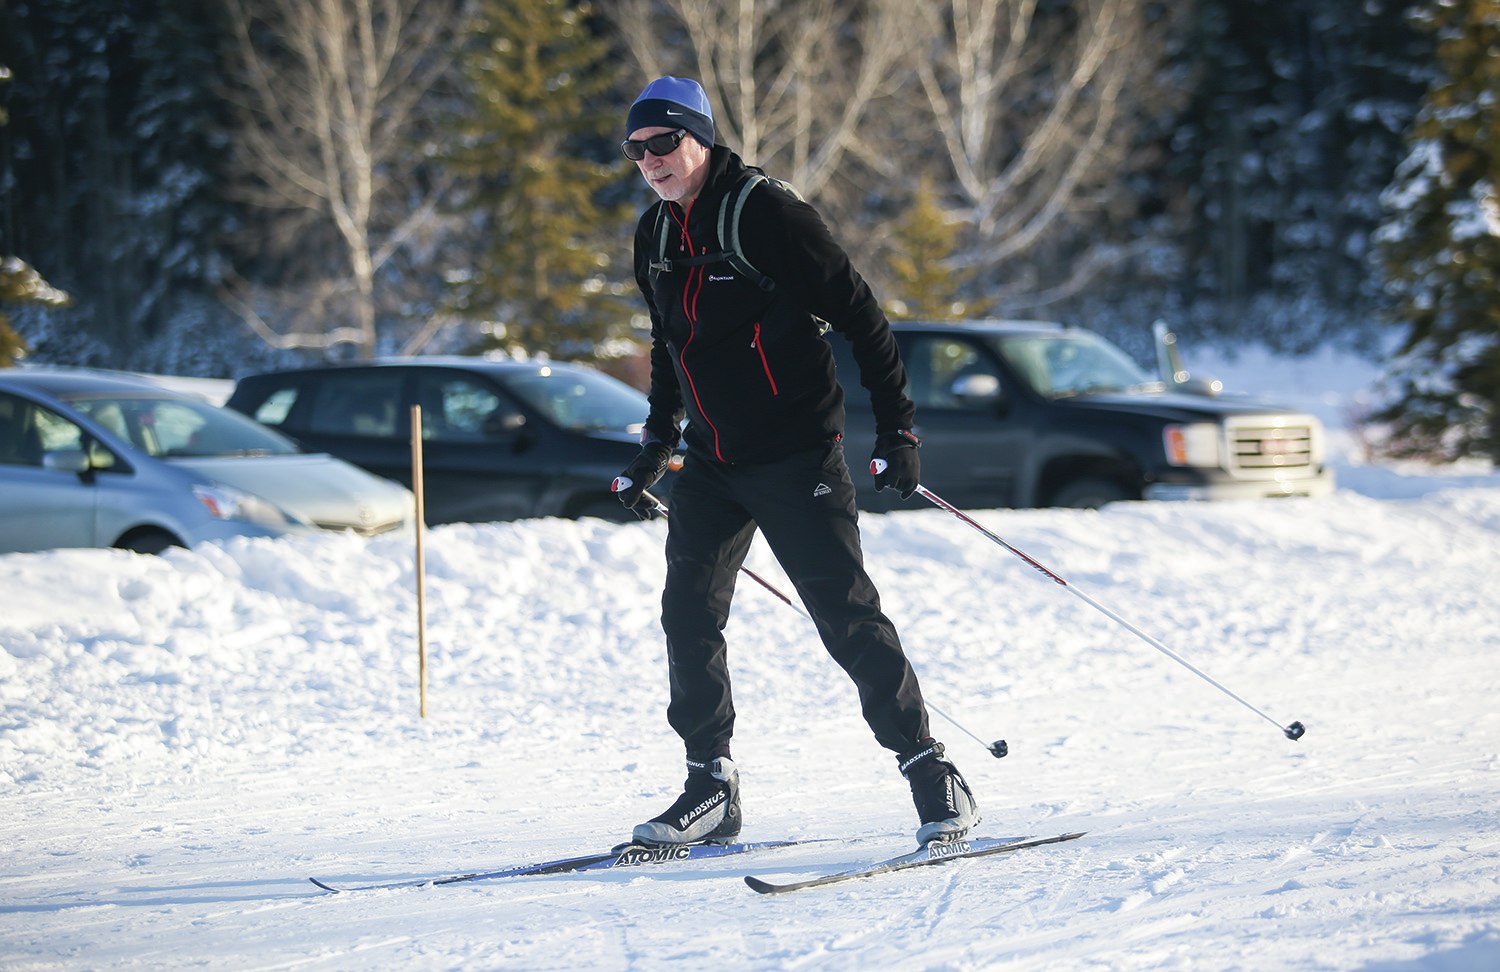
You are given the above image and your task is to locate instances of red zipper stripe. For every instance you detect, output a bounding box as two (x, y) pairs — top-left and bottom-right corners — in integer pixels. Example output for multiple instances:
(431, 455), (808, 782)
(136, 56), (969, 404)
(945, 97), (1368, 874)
(667, 200), (726, 462)
(752, 322), (779, 396)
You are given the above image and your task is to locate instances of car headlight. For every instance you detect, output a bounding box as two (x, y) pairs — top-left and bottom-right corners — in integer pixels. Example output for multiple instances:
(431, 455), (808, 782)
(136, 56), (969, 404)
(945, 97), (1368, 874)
(1163, 423), (1221, 467)
(192, 484), (306, 529)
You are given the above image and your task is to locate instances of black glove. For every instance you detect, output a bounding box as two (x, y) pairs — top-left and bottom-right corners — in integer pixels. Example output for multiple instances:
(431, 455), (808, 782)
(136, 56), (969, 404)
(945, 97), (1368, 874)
(870, 429), (921, 499)
(611, 442), (672, 520)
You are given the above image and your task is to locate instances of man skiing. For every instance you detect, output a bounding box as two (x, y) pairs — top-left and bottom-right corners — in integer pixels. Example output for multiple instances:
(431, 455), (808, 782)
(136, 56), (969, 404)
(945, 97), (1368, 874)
(612, 76), (979, 847)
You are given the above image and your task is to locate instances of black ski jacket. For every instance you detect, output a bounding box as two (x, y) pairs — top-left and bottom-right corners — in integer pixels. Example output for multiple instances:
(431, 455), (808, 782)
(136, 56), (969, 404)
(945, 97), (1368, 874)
(634, 146), (914, 464)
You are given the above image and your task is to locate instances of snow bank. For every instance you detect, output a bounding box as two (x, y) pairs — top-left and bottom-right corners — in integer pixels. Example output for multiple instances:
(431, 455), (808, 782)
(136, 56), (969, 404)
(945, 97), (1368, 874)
(3, 473), (1499, 968)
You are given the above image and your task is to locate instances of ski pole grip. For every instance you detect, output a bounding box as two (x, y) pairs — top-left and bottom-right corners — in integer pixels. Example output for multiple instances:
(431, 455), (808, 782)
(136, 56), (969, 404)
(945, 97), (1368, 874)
(871, 458), (888, 475)
(611, 476), (633, 493)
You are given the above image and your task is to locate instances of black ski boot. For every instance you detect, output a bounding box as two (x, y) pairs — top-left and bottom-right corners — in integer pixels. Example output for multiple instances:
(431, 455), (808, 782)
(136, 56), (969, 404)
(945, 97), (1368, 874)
(632, 756), (742, 846)
(898, 739), (980, 845)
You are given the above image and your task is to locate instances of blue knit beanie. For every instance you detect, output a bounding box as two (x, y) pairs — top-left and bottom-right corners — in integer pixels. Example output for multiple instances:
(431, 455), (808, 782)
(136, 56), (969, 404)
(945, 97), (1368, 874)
(626, 77), (715, 149)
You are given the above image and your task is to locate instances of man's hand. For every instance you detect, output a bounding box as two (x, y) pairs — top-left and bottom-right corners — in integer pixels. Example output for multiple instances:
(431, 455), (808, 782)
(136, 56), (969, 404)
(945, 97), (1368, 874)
(611, 442), (673, 519)
(870, 429), (921, 499)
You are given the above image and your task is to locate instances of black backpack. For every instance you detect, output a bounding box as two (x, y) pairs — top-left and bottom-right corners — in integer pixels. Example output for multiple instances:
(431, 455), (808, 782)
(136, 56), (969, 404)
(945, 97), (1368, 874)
(648, 171), (802, 293)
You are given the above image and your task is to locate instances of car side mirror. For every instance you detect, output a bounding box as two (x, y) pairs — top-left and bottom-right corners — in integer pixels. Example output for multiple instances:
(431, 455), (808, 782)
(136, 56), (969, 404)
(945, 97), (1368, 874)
(482, 412), (528, 437)
(1153, 319), (1223, 397)
(43, 449), (91, 475)
(482, 411), (536, 452)
(950, 373), (1005, 410)
(1174, 377), (1224, 397)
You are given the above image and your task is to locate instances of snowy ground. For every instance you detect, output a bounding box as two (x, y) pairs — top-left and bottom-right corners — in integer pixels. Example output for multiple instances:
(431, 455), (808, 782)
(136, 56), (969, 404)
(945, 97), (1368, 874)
(4, 349), (1500, 970)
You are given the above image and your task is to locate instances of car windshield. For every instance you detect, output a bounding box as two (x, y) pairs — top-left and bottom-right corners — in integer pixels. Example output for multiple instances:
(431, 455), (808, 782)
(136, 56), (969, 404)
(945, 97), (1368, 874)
(500, 367), (647, 433)
(992, 332), (1154, 398)
(69, 395), (300, 458)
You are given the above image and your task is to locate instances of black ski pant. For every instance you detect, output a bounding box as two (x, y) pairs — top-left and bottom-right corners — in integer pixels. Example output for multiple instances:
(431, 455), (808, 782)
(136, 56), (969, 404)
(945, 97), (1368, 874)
(660, 441), (930, 761)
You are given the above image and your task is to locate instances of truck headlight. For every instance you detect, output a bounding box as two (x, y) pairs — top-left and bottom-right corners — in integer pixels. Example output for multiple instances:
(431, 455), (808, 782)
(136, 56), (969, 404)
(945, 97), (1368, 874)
(192, 484), (306, 530)
(1163, 423), (1221, 467)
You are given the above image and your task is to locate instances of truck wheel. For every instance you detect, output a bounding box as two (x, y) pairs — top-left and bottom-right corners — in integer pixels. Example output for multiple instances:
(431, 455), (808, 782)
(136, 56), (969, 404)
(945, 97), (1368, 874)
(116, 528), (183, 555)
(1051, 477), (1129, 509)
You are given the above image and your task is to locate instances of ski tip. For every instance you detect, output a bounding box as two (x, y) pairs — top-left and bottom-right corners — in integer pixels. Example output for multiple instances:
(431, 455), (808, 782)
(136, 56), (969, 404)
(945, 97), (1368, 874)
(743, 875), (780, 895)
(308, 877), (341, 893)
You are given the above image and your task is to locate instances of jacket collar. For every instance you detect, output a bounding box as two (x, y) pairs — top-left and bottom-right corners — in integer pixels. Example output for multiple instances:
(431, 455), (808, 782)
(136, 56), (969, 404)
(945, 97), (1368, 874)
(671, 145), (749, 219)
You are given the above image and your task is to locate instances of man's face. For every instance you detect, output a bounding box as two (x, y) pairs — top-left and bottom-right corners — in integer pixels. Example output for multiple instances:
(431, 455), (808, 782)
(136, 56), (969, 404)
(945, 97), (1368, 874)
(629, 126), (711, 205)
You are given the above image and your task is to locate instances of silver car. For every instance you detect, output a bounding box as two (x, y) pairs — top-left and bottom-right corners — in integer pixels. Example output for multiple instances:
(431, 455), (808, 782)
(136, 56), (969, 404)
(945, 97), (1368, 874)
(0, 369), (413, 554)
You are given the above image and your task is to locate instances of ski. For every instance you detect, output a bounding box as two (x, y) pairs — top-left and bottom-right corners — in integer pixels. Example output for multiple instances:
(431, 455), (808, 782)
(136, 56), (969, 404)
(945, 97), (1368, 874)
(310, 838), (811, 893)
(743, 831), (1085, 895)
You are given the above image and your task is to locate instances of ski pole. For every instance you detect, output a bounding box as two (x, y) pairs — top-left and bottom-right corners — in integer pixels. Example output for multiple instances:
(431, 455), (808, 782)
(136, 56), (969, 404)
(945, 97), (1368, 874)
(630, 487), (1009, 758)
(640, 489), (804, 617)
(878, 468), (1306, 742)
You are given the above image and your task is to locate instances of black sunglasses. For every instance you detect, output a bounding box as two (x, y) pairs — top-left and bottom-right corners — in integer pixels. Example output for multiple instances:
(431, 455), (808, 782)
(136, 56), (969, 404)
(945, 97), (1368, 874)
(621, 129), (689, 161)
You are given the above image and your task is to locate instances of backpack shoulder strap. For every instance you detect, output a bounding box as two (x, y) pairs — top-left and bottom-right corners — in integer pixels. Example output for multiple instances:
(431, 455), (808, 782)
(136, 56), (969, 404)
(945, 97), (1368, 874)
(649, 172), (799, 292)
(649, 202), (673, 285)
(722, 172), (807, 293)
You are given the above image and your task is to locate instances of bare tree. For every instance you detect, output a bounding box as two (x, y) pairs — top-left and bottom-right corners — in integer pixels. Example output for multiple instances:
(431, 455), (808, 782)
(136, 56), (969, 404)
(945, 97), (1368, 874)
(220, 0), (459, 358)
(915, 0), (1153, 308)
(607, 0), (914, 202)
(604, 1), (1165, 314)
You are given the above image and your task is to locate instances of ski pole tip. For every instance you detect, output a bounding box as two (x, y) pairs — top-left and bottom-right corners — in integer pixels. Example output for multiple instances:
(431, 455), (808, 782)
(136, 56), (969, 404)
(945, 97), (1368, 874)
(1284, 721), (1306, 741)
(989, 739), (1008, 758)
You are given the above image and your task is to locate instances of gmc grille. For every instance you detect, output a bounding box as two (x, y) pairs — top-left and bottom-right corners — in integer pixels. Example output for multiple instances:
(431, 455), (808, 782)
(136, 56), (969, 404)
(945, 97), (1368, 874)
(1225, 417), (1318, 479)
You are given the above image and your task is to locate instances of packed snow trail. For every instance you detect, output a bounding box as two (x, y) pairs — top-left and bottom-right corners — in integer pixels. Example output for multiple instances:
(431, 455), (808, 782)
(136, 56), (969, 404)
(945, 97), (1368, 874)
(2, 479), (1499, 969)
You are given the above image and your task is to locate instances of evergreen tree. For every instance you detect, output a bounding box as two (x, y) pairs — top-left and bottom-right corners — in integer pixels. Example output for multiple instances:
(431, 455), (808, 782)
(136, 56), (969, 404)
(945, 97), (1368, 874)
(1375, 0), (1500, 461)
(883, 177), (971, 321)
(0, 256), (72, 366)
(0, 0), (241, 370)
(449, 0), (632, 358)
(1167, 0), (1428, 348)
(0, 63), (71, 367)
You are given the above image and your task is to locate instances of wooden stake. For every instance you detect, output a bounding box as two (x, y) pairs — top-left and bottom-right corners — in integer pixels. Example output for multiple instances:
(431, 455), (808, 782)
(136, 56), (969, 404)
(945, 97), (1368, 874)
(411, 404), (428, 719)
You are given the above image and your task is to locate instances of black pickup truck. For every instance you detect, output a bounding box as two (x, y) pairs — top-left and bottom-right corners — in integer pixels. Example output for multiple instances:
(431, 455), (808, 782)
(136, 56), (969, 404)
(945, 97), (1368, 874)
(832, 320), (1335, 510)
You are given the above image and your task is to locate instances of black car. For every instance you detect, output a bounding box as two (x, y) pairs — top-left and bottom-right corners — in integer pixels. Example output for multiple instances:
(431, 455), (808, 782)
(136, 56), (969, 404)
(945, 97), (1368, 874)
(830, 320), (1334, 510)
(226, 358), (673, 524)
